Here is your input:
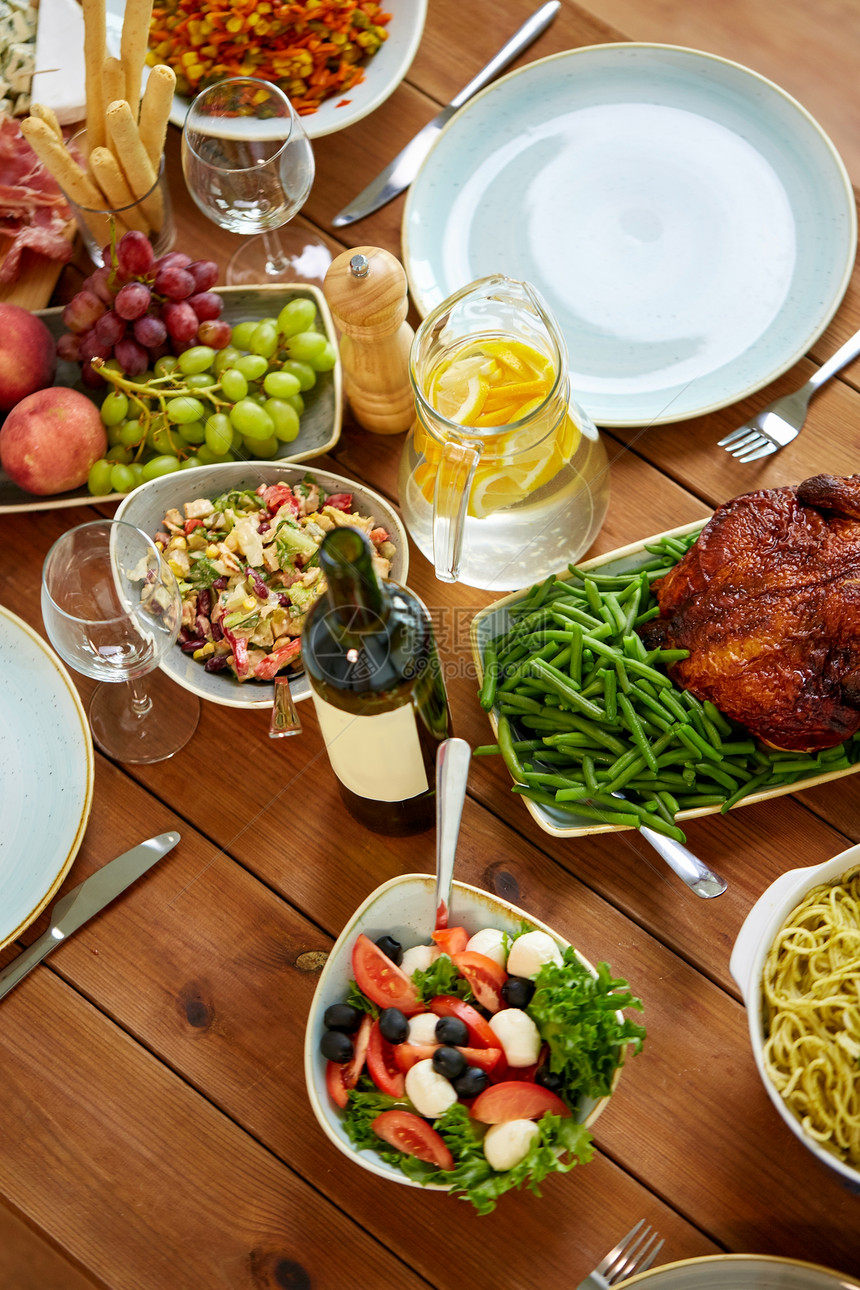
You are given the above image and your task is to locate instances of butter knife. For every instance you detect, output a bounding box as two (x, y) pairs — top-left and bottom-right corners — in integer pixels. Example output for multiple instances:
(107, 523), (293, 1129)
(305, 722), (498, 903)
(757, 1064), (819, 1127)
(0, 831), (180, 1001)
(332, 0), (561, 226)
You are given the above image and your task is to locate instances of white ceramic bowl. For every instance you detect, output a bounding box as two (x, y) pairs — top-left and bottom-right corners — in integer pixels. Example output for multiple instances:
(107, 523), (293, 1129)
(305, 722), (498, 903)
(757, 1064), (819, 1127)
(730, 843), (860, 1194)
(114, 461), (408, 709)
(105, 0), (427, 139)
(304, 872), (622, 1192)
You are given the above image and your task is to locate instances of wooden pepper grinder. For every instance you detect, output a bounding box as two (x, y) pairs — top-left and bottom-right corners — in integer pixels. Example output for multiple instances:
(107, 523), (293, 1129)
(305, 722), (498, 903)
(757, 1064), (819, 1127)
(323, 245), (415, 435)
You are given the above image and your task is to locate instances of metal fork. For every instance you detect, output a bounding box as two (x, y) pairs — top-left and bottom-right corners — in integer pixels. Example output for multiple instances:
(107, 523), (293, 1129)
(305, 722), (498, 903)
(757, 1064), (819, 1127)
(718, 325), (860, 462)
(577, 1220), (665, 1289)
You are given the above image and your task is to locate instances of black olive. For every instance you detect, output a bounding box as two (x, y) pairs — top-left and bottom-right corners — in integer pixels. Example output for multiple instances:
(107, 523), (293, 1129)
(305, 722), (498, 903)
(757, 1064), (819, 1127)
(453, 1066), (491, 1099)
(375, 934), (403, 965)
(502, 975), (535, 1008)
(323, 1003), (363, 1032)
(435, 1015), (469, 1047)
(535, 1064), (565, 1093)
(378, 1007), (409, 1044)
(432, 1045), (467, 1080)
(320, 1029), (354, 1063)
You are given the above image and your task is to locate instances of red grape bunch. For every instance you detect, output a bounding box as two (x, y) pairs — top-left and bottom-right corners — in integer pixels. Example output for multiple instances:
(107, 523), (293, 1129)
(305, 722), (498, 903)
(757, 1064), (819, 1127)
(57, 229), (228, 387)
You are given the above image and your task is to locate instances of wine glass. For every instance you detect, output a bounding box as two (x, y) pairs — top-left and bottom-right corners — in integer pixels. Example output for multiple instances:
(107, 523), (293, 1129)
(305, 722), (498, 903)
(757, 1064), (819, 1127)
(41, 520), (200, 764)
(181, 76), (332, 287)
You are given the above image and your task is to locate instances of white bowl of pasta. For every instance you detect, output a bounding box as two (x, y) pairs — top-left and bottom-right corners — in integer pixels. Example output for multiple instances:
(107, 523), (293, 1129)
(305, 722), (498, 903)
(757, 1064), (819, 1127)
(730, 844), (860, 1193)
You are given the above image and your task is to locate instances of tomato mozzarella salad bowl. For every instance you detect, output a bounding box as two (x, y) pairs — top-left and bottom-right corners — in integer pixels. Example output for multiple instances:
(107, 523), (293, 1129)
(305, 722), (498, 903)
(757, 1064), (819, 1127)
(304, 874), (645, 1213)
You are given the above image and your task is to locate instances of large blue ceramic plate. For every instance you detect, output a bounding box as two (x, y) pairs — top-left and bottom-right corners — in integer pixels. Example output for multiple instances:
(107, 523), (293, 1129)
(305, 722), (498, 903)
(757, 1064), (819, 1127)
(0, 606), (93, 951)
(403, 44), (857, 428)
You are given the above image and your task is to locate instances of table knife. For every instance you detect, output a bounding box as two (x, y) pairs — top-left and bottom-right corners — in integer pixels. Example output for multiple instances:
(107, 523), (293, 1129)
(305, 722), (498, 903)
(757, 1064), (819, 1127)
(332, 0), (561, 226)
(0, 831), (180, 1002)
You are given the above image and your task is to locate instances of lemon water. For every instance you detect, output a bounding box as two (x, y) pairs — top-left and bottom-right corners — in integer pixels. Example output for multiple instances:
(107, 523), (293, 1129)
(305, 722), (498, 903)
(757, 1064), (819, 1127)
(399, 427), (610, 592)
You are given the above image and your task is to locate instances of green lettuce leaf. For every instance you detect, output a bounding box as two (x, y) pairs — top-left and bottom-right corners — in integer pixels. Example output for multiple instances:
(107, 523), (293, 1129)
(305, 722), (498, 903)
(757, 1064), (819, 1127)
(527, 949), (646, 1107)
(410, 953), (474, 1003)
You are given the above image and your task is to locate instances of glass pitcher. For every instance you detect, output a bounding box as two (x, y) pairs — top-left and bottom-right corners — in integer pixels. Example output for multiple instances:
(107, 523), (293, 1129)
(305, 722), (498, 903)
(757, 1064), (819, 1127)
(398, 275), (610, 592)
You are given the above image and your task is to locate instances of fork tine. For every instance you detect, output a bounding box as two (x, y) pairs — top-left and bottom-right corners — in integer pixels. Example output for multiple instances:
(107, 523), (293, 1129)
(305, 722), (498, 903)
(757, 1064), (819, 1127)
(727, 430), (768, 455)
(717, 425), (757, 447)
(634, 1237), (665, 1277)
(607, 1227), (663, 1285)
(604, 1224), (653, 1281)
(595, 1220), (645, 1277)
(737, 440), (779, 463)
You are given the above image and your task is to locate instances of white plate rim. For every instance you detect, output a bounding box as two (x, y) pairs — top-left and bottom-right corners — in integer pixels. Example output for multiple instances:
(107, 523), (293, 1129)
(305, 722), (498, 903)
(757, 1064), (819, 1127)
(104, 0), (427, 139)
(470, 518), (860, 838)
(402, 42), (858, 428)
(0, 605), (94, 952)
(624, 1253), (860, 1288)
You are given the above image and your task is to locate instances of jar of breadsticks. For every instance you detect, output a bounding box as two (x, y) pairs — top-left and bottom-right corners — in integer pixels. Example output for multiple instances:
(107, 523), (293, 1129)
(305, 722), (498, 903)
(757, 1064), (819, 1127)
(21, 0), (177, 263)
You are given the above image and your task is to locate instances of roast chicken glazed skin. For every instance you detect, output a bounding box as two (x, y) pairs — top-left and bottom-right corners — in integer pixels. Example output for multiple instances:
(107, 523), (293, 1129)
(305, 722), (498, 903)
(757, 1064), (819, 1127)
(640, 474), (860, 752)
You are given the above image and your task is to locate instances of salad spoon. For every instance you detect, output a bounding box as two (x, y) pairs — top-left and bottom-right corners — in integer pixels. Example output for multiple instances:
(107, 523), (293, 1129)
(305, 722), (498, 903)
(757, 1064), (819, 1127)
(434, 738), (472, 929)
(613, 792), (727, 898)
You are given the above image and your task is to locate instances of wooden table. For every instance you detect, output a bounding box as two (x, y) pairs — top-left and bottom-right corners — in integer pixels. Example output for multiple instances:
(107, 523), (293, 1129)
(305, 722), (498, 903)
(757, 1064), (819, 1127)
(3, 2), (860, 1285)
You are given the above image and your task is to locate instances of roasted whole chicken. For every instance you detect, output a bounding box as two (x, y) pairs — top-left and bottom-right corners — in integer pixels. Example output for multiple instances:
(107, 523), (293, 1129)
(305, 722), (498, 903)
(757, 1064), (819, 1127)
(641, 474), (860, 751)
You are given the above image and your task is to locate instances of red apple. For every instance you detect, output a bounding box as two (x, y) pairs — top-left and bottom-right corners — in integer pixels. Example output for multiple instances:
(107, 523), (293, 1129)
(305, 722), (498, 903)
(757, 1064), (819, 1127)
(0, 387), (107, 495)
(0, 303), (57, 411)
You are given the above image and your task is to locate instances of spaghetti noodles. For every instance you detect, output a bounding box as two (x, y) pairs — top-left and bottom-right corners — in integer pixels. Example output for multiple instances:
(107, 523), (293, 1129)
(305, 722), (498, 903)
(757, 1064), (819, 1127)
(762, 867), (860, 1165)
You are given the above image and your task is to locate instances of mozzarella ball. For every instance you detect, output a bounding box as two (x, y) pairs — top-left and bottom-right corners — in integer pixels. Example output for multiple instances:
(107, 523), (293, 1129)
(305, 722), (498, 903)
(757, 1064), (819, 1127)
(506, 930), (563, 981)
(408, 1012), (440, 1044)
(405, 1058), (458, 1119)
(465, 927), (508, 970)
(400, 943), (440, 976)
(488, 1008), (542, 1067)
(483, 1119), (541, 1171)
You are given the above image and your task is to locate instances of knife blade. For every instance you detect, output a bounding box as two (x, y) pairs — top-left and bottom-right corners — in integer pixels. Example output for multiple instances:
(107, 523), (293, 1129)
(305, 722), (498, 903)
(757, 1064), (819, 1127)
(0, 831), (180, 1002)
(332, 0), (561, 226)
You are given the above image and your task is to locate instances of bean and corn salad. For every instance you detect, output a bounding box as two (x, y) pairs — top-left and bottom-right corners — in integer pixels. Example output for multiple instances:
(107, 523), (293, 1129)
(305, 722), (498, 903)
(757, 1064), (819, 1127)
(148, 0), (392, 114)
(157, 474), (396, 682)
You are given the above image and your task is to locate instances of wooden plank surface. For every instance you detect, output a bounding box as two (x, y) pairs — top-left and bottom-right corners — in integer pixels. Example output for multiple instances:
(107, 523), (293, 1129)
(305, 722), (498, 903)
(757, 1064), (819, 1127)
(3, 0), (860, 1285)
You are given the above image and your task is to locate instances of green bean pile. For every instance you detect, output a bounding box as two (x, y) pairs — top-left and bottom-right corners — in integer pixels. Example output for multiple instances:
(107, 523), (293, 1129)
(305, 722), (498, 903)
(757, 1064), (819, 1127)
(476, 532), (860, 843)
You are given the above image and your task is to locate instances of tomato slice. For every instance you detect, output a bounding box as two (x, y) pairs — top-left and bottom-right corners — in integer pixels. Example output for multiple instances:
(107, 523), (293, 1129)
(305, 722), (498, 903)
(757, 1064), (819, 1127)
(470, 1080), (571, 1123)
(429, 995), (498, 1048)
(325, 1060), (350, 1109)
(372, 1109), (455, 1170)
(431, 925), (469, 955)
(491, 1043), (547, 1085)
(367, 1019), (406, 1097)
(450, 950), (507, 1013)
(343, 1013), (372, 1088)
(459, 1045), (503, 1074)
(393, 1041), (438, 1073)
(351, 934), (423, 1014)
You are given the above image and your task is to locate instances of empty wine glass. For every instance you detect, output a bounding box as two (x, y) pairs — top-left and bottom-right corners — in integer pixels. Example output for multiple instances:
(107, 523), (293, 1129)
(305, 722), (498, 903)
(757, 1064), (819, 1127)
(41, 519), (200, 764)
(181, 75), (331, 287)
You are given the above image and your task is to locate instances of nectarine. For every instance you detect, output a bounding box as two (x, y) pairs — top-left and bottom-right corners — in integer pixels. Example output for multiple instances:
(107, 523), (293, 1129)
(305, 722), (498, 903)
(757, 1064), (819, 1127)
(0, 303), (57, 411)
(0, 387), (107, 495)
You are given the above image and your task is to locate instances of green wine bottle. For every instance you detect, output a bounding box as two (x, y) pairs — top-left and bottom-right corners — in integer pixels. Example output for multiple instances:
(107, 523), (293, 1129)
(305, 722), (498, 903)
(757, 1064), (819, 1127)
(302, 526), (453, 835)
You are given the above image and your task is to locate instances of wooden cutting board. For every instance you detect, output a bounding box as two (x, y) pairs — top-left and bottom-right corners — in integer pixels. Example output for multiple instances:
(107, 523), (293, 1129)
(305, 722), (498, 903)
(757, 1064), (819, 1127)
(0, 221), (76, 309)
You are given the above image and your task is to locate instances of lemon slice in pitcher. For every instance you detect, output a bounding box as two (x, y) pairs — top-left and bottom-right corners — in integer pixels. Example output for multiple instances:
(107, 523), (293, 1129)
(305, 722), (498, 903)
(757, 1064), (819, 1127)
(466, 414), (582, 518)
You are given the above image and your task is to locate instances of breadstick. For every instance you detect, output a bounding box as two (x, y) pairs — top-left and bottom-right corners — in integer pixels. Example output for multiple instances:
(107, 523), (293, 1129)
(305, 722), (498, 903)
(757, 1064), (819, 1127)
(138, 63), (175, 169)
(103, 55), (126, 111)
(21, 117), (115, 245)
(22, 117), (106, 209)
(81, 0), (107, 150)
(30, 102), (63, 141)
(120, 0), (154, 119)
(89, 146), (150, 234)
(105, 98), (163, 229)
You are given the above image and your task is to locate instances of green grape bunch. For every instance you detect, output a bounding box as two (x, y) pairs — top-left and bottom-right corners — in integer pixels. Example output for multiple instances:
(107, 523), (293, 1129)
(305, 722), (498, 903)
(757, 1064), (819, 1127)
(86, 297), (337, 497)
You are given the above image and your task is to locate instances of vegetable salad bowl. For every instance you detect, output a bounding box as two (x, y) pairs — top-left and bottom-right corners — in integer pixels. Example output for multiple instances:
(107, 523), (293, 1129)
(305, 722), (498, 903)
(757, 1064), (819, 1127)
(114, 461), (408, 710)
(304, 873), (636, 1205)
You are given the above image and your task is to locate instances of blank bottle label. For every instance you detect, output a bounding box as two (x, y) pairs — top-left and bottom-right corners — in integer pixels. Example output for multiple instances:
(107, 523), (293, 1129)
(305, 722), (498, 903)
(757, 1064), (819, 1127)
(311, 694), (429, 801)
